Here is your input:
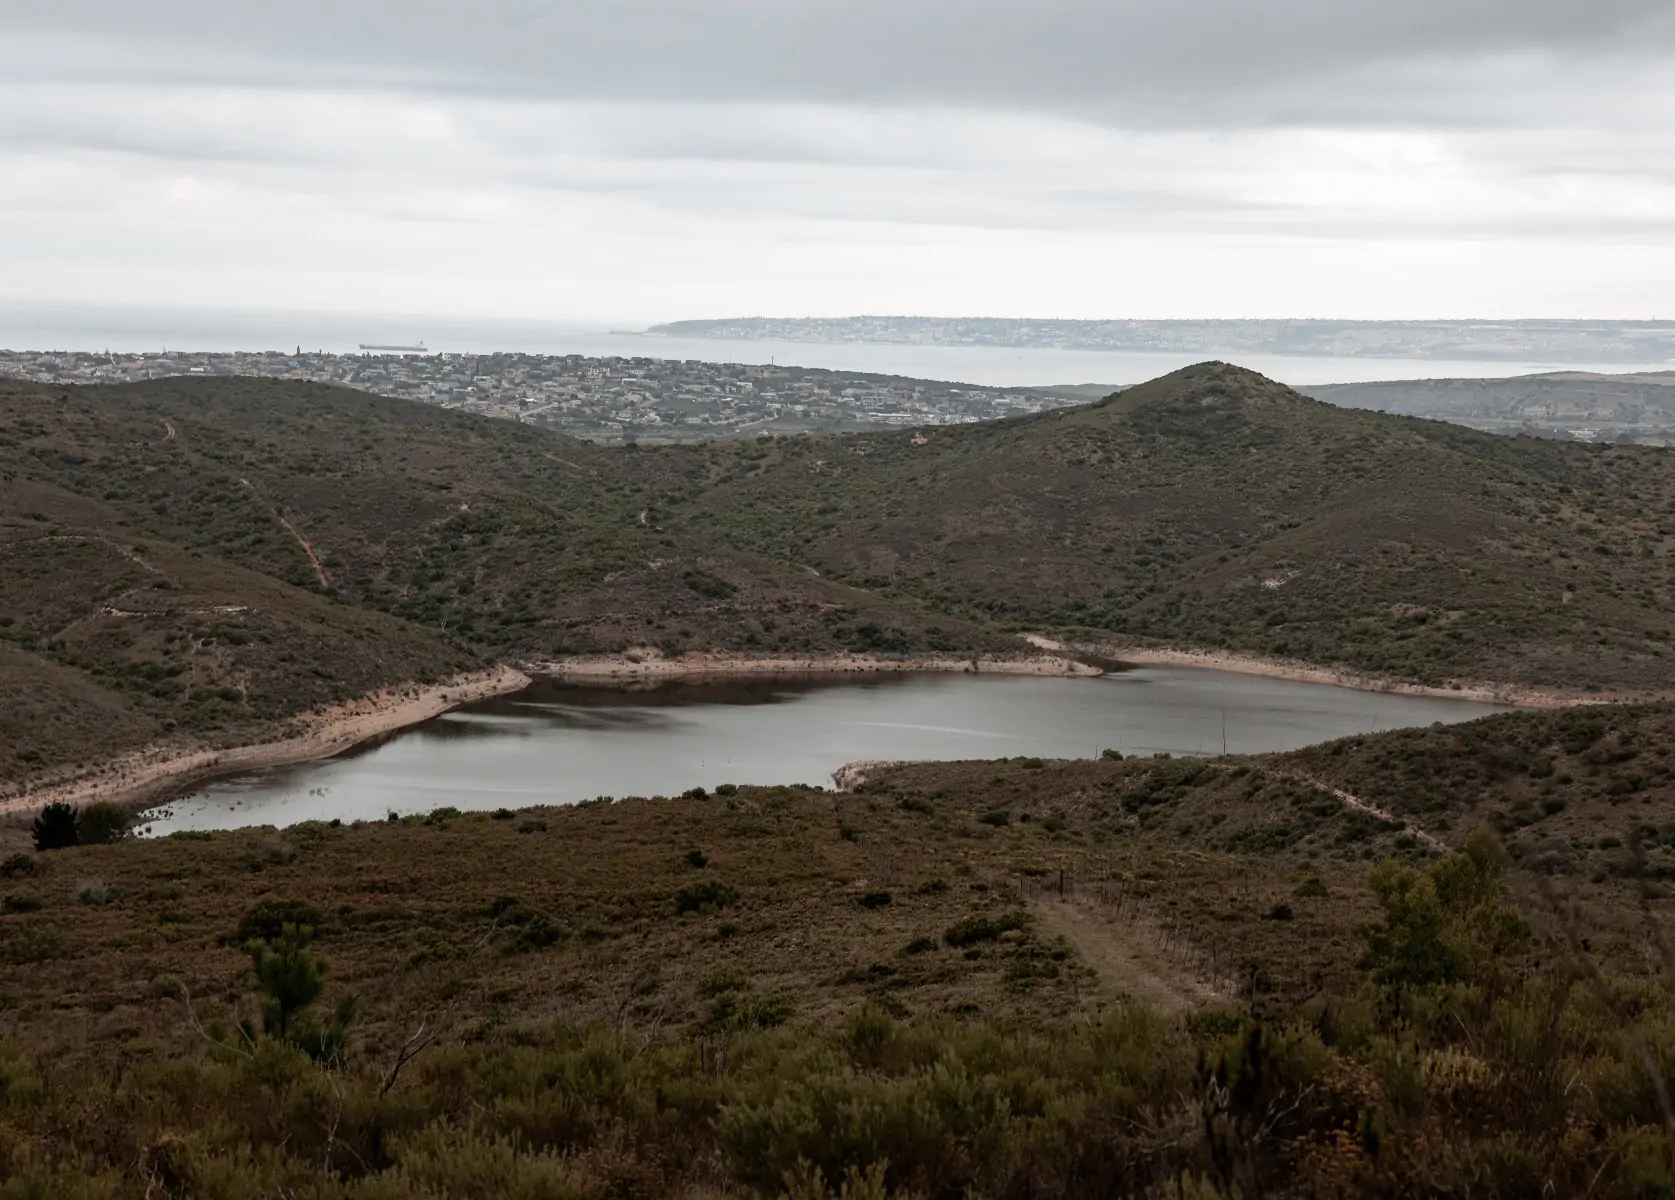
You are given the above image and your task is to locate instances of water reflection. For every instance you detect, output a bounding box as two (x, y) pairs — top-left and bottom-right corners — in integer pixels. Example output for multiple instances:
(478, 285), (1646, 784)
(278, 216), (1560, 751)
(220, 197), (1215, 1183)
(141, 668), (1509, 834)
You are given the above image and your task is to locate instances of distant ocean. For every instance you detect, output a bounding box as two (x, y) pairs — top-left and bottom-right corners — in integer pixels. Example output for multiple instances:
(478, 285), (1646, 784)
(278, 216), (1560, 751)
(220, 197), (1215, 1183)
(4, 300), (1670, 390)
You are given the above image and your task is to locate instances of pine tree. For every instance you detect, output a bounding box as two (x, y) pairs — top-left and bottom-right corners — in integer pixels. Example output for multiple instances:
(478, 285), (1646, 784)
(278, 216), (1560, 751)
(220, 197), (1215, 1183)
(31, 803), (79, 852)
(247, 922), (325, 1040)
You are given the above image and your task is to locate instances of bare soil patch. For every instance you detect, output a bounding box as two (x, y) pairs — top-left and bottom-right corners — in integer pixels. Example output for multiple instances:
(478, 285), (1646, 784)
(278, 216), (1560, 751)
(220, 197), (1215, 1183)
(1032, 897), (1224, 1013)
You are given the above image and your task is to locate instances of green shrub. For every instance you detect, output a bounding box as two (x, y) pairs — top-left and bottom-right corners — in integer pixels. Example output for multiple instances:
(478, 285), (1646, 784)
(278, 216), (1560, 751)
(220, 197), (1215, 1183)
(683, 569), (737, 599)
(247, 922), (324, 1039)
(76, 802), (132, 846)
(482, 893), (569, 949)
(702, 988), (794, 1034)
(717, 1059), (1007, 1194)
(858, 890), (892, 909)
(231, 898), (323, 945)
(1004, 947), (1063, 987)
(944, 911), (1025, 947)
(1363, 828), (1528, 991)
(245, 921), (358, 1063)
(511, 915), (568, 952)
(2, 891), (44, 914)
(675, 879), (740, 915)
(701, 966), (751, 997)
(841, 1007), (901, 1070)
(977, 811), (1010, 827)
(1293, 877), (1328, 903)
(1, 919), (67, 964)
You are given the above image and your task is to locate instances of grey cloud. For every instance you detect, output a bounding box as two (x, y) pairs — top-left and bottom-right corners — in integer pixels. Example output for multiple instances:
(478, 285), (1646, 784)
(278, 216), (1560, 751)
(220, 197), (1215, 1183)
(5, 0), (1675, 323)
(7, 1), (1675, 127)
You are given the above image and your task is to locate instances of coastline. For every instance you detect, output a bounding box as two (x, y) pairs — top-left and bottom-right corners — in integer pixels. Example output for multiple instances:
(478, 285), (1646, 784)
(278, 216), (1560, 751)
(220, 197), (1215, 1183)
(0, 666), (530, 819)
(530, 649), (1103, 681)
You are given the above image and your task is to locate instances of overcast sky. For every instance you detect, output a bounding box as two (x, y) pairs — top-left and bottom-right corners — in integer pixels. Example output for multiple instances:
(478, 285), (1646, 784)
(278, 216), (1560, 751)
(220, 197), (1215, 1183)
(5, 1), (1675, 322)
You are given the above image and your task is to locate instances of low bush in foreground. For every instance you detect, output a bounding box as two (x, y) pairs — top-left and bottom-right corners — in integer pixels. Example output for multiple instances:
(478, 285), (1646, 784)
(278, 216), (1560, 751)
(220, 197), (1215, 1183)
(4, 835), (1675, 1197)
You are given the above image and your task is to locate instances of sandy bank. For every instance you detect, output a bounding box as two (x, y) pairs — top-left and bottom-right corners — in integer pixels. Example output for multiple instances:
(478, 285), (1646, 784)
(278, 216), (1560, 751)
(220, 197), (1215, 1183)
(0, 666), (530, 818)
(532, 650), (1102, 681)
(831, 760), (911, 792)
(1093, 645), (1634, 710)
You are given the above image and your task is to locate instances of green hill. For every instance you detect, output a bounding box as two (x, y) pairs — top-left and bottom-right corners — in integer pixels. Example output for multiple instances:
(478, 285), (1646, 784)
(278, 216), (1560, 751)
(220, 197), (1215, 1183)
(5, 361), (1675, 785)
(870, 699), (1675, 969)
(684, 362), (1675, 690)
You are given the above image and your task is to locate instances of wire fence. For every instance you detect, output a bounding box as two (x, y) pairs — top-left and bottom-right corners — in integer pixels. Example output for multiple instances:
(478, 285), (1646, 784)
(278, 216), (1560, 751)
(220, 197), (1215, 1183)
(1009, 856), (1255, 1001)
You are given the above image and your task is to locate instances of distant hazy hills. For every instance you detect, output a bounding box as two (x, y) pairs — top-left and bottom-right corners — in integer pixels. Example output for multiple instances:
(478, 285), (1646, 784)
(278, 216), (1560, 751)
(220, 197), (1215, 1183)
(649, 316), (1675, 363)
(1302, 372), (1675, 442)
(6, 362), (1675, 785)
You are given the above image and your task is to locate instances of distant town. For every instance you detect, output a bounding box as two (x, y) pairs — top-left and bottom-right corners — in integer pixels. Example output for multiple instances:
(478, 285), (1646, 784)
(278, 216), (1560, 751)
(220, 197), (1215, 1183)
(650, 316), (1675, 364)
(0, 350), (1085, 441)
(9, 347), (1675, 446)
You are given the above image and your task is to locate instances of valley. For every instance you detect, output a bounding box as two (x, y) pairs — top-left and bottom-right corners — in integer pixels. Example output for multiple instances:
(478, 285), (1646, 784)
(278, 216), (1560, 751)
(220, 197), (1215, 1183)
(7, 360), (1675, 796)
(7, 361), (1675, 1196)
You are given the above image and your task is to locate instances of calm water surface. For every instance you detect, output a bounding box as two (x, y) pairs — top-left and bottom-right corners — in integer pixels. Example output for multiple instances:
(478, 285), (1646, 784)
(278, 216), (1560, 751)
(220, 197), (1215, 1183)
(141, 668), (1507, 833)
(5, 301), (1666, 388)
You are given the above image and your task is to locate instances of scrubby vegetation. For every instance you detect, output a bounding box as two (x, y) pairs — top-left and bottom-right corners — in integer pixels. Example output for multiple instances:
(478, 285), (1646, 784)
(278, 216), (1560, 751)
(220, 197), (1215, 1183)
(688, 364), (1675, 694)
(7, 361), (1675, 783)
(10, 358), (1675, 1192)
(4, 774), (1675, 1196)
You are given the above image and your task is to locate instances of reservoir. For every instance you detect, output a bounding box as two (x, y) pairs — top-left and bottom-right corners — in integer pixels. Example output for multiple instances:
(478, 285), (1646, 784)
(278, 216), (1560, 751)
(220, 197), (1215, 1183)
(141, 667), (1507, 834)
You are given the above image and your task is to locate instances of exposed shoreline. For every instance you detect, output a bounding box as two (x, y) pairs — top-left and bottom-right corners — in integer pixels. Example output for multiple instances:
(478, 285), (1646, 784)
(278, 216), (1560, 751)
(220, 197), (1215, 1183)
(2, 639), (1643, 823)
(531, 650), (1104, 681)
(1094, 645), (1635, 710)
(0, 666), (530, 819)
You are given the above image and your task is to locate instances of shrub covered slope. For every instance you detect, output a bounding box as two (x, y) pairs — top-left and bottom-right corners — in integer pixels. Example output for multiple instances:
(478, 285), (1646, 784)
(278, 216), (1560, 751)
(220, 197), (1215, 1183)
(7, 719), (1675, 1195)
(7, 360), (1675, 787)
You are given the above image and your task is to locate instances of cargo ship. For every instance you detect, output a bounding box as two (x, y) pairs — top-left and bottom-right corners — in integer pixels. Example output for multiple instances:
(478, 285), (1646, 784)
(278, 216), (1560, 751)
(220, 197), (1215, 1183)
(359, 342), (427, 352)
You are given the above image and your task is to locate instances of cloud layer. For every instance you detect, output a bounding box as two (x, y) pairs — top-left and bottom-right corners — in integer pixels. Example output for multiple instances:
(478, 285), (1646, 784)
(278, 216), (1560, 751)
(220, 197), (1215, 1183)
(5, 2), (1675, 320)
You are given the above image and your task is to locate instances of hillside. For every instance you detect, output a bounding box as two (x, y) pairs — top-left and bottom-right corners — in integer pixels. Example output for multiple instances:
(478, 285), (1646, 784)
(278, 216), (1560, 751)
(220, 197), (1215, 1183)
(0, 377), (1002, 788)
(871, 699), (1675, 973)
(6, 362), (1675, 787)
(687, 362), (1675, 691)
(6, 707), (1675, 1193)
(0, 471), (478, 793)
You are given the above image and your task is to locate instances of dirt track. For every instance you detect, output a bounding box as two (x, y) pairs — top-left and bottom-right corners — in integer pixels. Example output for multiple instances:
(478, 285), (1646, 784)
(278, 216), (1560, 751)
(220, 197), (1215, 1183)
(1032, 897), (1224, 1013)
